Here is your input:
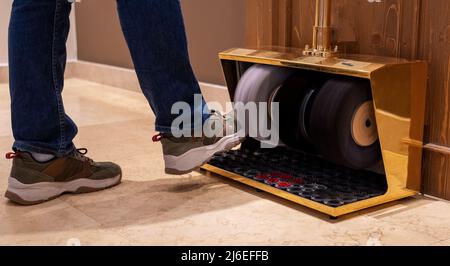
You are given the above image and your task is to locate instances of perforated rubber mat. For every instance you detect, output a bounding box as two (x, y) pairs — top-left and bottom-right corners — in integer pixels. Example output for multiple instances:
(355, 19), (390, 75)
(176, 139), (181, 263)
(208, 146), (388, 208)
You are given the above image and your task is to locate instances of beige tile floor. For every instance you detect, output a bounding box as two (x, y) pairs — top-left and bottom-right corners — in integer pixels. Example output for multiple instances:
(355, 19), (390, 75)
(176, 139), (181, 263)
(1, 78), (450, 246)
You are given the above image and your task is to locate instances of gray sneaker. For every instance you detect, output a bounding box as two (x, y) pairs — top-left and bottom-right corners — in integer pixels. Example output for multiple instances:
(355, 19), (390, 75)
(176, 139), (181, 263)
(153, 111), (242, 175)
(5, 149), (122, 205)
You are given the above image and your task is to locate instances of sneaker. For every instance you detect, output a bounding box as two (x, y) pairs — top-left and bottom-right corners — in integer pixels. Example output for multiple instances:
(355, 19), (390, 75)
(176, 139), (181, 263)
(4, 148), (122, 205)
(154, 111), (243, 175)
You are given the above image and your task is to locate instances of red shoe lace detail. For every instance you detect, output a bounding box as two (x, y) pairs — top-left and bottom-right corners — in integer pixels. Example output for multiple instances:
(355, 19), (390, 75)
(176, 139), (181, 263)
(6, 152), (21, 159)
(152, 133), (163, 142)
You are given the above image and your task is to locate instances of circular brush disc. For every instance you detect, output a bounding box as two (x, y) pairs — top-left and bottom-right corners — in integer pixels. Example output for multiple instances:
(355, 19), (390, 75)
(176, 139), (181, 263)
(273, 73), (325, 150)
(309, 77), (381, 169)
(234, 64), (294, 142)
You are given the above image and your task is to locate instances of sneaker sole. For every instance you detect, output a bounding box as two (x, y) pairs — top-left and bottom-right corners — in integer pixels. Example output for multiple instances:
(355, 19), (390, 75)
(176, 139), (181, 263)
(5, 174), (122, 206)
(164, 133), (242, 175)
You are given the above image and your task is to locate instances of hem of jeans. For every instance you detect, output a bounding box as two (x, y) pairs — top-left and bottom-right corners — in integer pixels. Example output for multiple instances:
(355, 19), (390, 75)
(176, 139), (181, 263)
(155, 125), (173, 134)
(155, 125), (207, 134)
(13, 141), (75, 157)
(155, 112), (211, 134)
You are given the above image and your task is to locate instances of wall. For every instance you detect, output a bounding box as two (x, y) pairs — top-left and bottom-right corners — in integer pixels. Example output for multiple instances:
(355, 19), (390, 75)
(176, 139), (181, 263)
(67, 8), (78, 61)
(75, 0), (246, 85)
(0, 0), (77, 66)
(0, 0), (13, 66)
(74, 0), (132, 69)
(181, 0), (246, 85)
(246, 0), (450, 200)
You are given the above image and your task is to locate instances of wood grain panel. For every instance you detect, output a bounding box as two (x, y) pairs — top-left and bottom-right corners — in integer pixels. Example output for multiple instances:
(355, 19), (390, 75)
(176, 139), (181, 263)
(422, 151), (448, 198)
(245, 0), (450, 200)
(290, 0), (314, 48)
(293, 0), (420, 57)
(275, 0), (293, 46)
(419, 0), (450, 145)
(418, 0), (450, 198)
(247, 0), (307, 47)
(246, 0), (276, 47)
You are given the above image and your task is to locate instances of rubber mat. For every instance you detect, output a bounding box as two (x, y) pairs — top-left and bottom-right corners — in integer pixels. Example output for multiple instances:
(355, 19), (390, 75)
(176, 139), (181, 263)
(208, 146), (388, 208)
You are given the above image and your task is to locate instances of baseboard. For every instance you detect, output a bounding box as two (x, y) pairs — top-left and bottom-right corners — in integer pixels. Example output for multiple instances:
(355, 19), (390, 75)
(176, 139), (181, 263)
(424, 143), (450, 156)
(65, 60), (230, 106)
(424, 194), (450, 203)
(1, 60), (78, 84)
(2, 60), (230, 108)
(65, 60), (141, 91)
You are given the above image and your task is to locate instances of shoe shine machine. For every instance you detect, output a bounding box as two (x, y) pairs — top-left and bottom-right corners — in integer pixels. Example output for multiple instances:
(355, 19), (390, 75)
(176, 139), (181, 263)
(202, 0), (427, 218)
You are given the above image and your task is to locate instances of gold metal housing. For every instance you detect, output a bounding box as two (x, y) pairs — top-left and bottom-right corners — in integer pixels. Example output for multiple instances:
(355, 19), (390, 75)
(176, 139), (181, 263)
(202, 46), (427, 218)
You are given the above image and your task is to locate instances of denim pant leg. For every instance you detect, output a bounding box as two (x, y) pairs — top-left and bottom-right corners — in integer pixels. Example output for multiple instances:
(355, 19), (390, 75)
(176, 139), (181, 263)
(8, 0), (77, 156)
(116, 0), (209, 133)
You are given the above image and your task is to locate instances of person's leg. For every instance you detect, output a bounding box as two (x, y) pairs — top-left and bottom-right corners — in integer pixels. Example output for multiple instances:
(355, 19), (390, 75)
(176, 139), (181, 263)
(5, 0), (121, 205)
(9, 0), (76, 156)
(116, 0), (242, 174)
(115, 0), (207, 133)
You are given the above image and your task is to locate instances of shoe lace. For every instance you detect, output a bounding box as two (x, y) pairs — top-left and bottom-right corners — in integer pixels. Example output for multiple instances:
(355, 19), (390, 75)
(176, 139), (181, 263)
(73, 148), (94, 163)
(5, 149), (93, 163)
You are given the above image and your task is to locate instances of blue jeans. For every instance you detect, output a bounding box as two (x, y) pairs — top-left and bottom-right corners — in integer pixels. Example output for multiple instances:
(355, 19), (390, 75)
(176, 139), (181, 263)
(8, 0), (207, 156)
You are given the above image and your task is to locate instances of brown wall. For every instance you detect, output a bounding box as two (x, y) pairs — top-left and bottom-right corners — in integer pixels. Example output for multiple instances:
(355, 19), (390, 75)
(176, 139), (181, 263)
(75, 1), (132, 69)
(1, 0), (77, 65)
(246, 0), (450, 200)
(75, 0), (246, 85)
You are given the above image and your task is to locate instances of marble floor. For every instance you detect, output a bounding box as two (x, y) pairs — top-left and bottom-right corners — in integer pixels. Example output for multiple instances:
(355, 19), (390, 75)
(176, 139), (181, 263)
(1, 78), (450, 246)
